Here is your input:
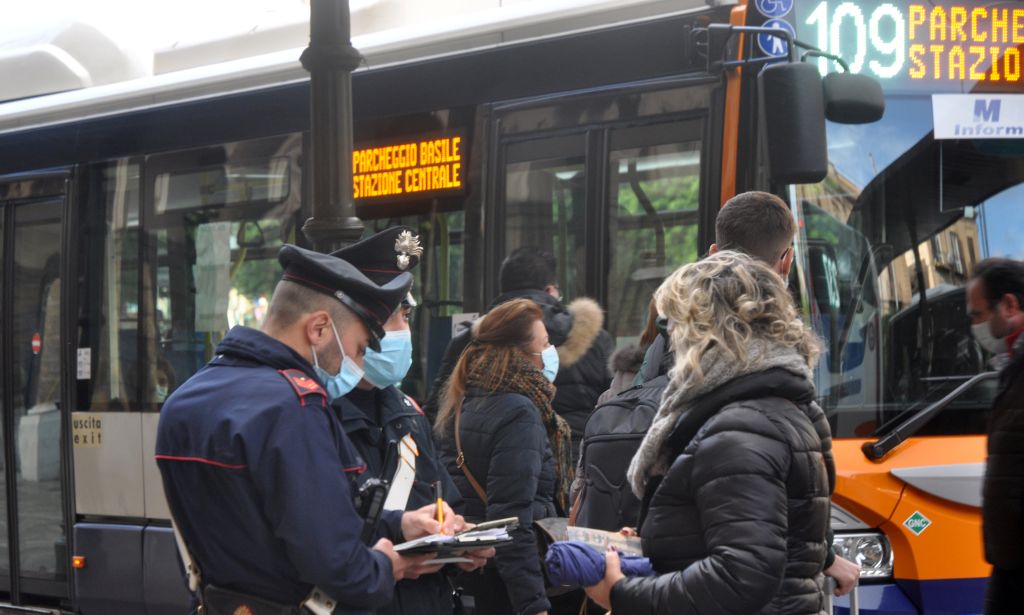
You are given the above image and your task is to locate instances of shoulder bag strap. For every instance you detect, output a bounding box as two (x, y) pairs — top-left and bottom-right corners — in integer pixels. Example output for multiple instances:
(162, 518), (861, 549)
(170, 518), (203, 593)
(454, 400), (489, 505)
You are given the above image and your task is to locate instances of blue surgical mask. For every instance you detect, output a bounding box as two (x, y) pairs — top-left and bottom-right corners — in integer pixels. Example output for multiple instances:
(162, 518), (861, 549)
(311, 318), (365, 400)
(363, 330), (413, 389)
(540, 345), (559, 382)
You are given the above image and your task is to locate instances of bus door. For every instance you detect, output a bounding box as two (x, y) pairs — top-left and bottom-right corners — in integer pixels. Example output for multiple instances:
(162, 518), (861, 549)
(489, 80), (719, 346)
(0, 174), (72, 606)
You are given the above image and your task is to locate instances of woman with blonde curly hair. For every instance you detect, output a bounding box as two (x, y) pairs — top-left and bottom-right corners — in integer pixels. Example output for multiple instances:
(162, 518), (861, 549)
(585, 250), (835, 615)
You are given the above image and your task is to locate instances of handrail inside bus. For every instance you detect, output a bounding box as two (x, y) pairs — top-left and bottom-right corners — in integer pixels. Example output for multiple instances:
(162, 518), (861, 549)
(863, 370), (999, 461)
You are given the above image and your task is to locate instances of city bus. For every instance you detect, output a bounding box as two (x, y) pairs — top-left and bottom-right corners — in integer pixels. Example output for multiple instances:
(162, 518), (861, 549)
(0, 0), (1015, 613)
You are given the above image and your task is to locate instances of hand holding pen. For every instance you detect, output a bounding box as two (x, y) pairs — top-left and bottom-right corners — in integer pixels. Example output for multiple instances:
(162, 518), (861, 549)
(435, 481), (446, 533)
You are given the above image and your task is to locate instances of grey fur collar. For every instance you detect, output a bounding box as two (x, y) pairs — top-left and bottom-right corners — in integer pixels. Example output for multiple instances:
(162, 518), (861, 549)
(609, 344), (647, 375)
(627, 337), (813, 497)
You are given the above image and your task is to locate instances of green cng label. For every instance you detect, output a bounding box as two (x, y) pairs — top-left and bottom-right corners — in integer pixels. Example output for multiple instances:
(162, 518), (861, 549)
(904, 511), (932, 536)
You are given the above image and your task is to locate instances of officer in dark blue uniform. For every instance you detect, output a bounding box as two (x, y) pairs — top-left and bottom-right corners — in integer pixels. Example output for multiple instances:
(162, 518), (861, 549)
(331, 227), (466, 615)
(156, 244), (456, 615)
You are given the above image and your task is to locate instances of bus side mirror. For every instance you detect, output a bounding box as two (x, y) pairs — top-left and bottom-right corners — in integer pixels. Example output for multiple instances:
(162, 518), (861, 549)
(759, 61), (828, 185)
(823, 72), (885, 124)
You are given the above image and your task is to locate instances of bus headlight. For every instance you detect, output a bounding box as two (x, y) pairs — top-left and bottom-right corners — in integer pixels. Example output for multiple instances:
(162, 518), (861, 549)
(832, 532), (894, 580)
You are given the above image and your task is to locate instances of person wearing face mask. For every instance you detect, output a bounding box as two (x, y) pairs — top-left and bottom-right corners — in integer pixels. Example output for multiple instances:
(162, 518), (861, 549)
(155, 244), (474, 615)
(965, 257), (1024, 615)
(584, 192), (860, 600)
(436, 298), (568, 615)
(329, 227), (472, 615)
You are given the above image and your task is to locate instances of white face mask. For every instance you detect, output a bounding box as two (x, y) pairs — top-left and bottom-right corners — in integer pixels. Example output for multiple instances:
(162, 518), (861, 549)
(972, 321), (1006, 355)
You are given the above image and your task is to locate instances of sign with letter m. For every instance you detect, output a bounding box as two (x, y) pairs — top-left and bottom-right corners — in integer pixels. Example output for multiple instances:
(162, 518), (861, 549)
(974, 99), (1001, 123)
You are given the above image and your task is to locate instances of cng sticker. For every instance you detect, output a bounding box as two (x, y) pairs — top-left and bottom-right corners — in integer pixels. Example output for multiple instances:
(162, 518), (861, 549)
(904, 511), (932, 536)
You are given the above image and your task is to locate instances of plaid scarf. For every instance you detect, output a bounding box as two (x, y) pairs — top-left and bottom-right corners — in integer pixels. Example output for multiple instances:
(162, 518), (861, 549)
(463, 344), (573, 513)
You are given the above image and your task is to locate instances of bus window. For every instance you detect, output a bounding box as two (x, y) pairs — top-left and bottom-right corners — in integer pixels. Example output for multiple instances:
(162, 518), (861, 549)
(77, 160), (143, 412)
(794, 95), (1022, 438)
(502, 134), (587, 302)
(143, 135), (303, 407)
(606, 122), (702, 346)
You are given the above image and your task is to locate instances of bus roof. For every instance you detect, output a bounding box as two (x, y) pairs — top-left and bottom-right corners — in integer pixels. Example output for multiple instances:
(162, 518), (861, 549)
(0, 0), (714, 136)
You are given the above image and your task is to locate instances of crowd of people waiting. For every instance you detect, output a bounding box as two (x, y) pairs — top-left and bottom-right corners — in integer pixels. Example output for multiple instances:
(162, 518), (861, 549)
(156, 190), (1024, 615)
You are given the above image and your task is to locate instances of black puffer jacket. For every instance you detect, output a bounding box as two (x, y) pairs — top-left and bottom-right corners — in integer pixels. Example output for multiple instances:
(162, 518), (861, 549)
(984, 334), (1024, 569)
(438, 388), (558, 615)
(426, 289), (613, 457)
(611, 368), (835, 615)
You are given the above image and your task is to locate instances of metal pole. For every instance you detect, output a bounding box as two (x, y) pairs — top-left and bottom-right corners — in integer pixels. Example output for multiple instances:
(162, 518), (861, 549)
(300, 0), (365, 252)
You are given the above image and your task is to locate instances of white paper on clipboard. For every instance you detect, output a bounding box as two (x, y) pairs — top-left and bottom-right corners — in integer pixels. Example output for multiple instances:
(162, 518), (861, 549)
(384, 434), (418, 511)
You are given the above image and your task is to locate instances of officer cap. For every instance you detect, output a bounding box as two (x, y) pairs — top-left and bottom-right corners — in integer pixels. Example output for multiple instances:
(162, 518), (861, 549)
(331, 226), (423, 307)
(278, 244), (412, 351)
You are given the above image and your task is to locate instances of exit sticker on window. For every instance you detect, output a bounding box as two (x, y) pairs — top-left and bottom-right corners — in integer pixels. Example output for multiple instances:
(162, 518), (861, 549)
(904, 511), (932, 536)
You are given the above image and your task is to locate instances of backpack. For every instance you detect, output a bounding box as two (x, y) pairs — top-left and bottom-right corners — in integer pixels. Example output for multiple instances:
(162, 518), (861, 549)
(574, 373), (668, 531)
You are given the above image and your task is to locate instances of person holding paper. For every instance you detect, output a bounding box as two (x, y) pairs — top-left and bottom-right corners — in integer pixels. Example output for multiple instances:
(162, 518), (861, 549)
(584, 251), (834, 615)
(330, 227), (486, 615)
(436, 298), (572, 615)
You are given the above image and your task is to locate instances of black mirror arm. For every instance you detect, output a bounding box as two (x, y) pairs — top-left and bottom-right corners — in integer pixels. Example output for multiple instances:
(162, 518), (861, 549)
(800, 49), (850, 73)
(862, 371), (999, 461)
(705, 23), (797, 68)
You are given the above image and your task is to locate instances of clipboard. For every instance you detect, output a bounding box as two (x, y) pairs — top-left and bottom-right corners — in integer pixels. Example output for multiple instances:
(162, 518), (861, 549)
(393, 533), (514, 555)
(394, 517), (520, 555)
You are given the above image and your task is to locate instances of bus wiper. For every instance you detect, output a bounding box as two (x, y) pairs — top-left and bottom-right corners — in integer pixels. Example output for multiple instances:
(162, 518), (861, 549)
(862, 371), (998, 461)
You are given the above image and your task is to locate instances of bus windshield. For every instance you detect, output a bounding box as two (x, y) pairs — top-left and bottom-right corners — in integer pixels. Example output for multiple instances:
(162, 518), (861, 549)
(793, 93), (1023, 440)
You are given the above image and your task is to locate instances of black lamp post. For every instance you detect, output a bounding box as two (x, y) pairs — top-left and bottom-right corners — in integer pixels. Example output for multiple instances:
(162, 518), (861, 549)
(300, 0), (364, 252)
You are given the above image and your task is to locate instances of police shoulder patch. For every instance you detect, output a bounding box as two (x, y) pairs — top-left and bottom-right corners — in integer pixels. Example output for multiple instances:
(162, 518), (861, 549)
(403, 394), (425, 416)
(277, 369), (327, 407)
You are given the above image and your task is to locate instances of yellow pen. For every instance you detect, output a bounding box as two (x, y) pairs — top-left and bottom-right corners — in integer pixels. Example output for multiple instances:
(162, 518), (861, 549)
(434, 481), (445, 533)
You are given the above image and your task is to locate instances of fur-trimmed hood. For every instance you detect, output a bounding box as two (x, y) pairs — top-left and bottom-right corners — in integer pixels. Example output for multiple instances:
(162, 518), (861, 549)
(558, 298), (605, 369)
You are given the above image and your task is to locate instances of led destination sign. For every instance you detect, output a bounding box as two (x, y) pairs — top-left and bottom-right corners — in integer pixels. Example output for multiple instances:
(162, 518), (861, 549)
(353, 136), (463, 200)
(793, 1), (1024, 89)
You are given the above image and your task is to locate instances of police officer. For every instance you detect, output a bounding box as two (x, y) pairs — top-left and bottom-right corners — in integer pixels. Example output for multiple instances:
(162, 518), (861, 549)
(331, 227), (468, 615)
(156, 244), (462, 615)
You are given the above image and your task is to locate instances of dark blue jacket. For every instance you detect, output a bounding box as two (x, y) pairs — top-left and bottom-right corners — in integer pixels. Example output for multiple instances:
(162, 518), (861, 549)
(156, 326), (403, 614)
(335, 386), (462, 615)
(438, 389), (558, 615)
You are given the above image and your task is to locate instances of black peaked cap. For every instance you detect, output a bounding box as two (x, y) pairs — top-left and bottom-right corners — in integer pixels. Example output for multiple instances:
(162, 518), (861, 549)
(330, 226), (422, 286)
(278, 244), (413, 351)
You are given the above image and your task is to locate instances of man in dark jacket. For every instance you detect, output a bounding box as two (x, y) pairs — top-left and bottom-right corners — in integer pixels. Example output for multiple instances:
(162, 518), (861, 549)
(966, 257), (1024, 615)
(426, 247), (613, 458)
(156, 245), (446, 614)
(330, 227), (473, 615)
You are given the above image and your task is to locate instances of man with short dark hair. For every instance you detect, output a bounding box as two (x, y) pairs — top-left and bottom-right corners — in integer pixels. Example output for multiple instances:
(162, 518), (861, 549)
(156, 245), (462, 614)
(425, 247), (614, 460)
(966, 257), (1024, 615)
(709, 190), (796, 277)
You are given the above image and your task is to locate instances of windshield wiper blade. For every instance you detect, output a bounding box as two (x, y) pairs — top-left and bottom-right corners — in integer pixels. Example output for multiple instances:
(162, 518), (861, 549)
(863, 371), (999, 461)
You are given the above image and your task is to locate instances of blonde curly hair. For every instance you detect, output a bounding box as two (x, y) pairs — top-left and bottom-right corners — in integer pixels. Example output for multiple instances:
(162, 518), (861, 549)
(654, 250), (820, 385)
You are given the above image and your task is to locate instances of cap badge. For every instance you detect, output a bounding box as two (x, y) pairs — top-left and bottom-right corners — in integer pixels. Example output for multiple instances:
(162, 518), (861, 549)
(394, 230), (423, 271)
